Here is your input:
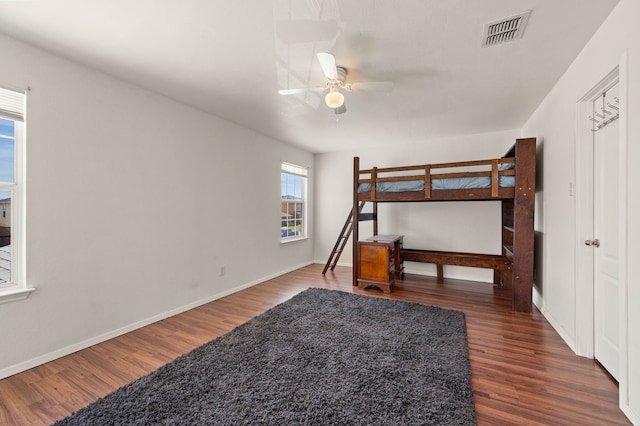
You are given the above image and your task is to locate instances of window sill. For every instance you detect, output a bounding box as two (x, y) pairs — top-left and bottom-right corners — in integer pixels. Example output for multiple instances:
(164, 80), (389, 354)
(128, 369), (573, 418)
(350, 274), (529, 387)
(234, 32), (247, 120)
(0, 287), (36, 305)
(281, 236), (309, 245)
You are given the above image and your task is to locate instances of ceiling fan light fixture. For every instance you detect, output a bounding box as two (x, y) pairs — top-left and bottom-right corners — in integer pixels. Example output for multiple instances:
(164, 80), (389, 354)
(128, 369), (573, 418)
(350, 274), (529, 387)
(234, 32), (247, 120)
(325, 88), (344, 108)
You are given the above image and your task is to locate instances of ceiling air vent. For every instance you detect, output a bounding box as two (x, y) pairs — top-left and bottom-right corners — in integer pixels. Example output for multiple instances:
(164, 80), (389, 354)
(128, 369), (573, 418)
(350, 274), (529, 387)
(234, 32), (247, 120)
(482, 10), (531, 47)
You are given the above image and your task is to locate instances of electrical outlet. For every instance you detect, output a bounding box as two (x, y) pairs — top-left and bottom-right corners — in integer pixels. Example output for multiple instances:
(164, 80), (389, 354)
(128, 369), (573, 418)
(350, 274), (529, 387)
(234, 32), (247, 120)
(219, 266), (225, 276)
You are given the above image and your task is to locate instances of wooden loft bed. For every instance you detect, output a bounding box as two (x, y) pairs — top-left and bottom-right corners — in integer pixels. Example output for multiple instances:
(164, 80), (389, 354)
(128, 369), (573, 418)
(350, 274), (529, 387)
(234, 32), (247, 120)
(351, 137), (536, 312)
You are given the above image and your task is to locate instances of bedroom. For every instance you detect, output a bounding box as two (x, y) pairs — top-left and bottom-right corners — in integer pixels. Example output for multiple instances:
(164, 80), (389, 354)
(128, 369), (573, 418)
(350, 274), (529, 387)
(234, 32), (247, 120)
(0, 0), (638, 424)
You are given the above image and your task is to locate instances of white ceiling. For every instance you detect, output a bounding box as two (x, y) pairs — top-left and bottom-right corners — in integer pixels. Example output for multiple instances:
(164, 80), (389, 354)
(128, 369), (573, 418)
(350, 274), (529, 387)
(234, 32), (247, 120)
(0, 0), (619, 153)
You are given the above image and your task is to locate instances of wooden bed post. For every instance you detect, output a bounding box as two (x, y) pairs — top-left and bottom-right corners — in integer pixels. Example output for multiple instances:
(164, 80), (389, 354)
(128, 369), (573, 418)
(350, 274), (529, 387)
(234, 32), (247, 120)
(373, 202), (378, 235)
(512, 138), (536, 312)
(491, 159), (499, 198)
(353, 157), (360, 287)
(425, 165), (432, 199)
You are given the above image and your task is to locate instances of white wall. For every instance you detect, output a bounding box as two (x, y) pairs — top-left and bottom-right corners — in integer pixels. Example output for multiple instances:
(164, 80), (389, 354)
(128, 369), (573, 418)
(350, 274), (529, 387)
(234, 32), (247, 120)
(0, 34), (314, 377)
(314, 129), (520, 282)
(521, 0), (639, 422)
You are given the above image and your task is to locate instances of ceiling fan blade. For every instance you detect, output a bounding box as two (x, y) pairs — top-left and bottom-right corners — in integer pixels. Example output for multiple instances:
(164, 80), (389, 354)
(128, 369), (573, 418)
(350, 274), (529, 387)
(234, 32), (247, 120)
(344, 81), (394, 92)
(334, 103), (347, 114)
(317, 52), (337, 79)
(278, 87), (325, 95)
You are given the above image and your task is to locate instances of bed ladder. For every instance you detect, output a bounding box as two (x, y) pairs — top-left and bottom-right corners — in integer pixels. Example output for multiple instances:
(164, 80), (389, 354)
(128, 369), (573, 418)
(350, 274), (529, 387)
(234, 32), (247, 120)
(322, 201), (368, 275)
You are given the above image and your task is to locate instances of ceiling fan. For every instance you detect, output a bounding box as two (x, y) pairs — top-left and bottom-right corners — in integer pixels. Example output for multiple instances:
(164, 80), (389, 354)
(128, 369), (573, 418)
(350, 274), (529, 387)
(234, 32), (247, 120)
(278, 52), (393, 114)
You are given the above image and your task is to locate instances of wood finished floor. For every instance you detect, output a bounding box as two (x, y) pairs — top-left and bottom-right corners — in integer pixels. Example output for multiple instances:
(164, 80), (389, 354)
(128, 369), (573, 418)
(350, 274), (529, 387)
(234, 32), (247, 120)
(0, 264), (630, 425)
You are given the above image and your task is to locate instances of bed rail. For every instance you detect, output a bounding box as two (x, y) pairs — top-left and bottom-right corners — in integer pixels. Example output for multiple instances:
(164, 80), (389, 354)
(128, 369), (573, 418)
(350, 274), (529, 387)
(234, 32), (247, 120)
(356, 157), (516, 202)
(402, 248), (511, 284)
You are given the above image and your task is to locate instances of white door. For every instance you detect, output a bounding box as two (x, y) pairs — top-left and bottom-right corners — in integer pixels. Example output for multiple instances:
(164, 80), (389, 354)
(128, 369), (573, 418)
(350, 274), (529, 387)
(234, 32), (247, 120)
(592, 83), (620, 381)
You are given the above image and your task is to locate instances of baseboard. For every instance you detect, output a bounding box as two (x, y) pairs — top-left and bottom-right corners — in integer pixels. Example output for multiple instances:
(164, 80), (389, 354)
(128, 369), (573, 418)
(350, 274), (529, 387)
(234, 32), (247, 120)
(312, 260), (351, 267)
(0, 261), (314, 380)
(315, 261), (496, 284)
(620, 403), (639, 425)
(535, 302), (577, 355)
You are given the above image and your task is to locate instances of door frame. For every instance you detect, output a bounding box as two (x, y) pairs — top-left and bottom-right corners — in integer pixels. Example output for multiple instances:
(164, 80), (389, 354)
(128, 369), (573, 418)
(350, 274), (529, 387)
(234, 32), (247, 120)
(574, 53), (628, 406)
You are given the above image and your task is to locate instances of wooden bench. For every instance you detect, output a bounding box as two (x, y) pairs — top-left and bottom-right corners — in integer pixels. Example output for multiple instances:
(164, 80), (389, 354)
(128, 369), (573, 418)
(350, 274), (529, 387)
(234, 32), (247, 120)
(402, 248), (511, 285)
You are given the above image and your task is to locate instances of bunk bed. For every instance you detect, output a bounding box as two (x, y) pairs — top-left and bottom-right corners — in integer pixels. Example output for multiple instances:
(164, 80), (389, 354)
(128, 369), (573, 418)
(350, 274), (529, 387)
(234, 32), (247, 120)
(351, 137), (536, 313)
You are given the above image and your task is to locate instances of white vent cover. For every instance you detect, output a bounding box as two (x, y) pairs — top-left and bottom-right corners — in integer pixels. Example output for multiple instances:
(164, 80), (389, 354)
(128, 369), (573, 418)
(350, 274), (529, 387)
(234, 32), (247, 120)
(482, 10), (531, 47)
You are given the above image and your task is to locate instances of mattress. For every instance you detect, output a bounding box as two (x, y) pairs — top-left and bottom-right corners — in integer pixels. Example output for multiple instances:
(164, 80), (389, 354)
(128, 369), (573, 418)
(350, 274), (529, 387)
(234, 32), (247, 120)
(357, 176), (515, 193)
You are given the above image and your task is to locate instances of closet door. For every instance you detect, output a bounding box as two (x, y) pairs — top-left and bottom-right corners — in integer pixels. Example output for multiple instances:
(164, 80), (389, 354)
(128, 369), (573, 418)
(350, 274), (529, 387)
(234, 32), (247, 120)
(592, 84), (620, 381)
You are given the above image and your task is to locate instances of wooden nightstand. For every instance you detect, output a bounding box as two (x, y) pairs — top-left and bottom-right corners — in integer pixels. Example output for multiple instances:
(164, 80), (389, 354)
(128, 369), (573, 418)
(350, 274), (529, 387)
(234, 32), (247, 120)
(356, 235), (404, 293)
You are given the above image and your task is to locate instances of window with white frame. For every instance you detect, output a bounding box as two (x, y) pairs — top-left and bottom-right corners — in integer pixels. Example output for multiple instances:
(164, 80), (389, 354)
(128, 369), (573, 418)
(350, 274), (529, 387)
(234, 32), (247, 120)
(281, 162), (307, 241)
(0, 86), (29, 303)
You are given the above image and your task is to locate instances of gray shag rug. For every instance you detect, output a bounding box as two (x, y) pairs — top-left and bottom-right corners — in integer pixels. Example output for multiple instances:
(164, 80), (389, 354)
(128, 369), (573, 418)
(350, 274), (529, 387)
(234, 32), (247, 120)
(55, 288), (476, 425)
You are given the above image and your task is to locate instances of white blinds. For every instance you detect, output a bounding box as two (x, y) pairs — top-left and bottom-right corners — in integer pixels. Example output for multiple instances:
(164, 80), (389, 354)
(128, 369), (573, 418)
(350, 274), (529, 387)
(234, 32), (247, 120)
(0, 86), (26, 122)
(281, 162), (308, 177)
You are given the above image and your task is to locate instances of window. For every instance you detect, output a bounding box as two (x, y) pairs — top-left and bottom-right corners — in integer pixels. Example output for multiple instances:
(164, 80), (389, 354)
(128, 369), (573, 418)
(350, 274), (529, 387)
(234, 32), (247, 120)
(281, 162), (307, 241)
(0, 86), (31, 303)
